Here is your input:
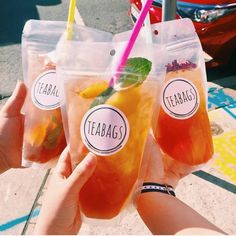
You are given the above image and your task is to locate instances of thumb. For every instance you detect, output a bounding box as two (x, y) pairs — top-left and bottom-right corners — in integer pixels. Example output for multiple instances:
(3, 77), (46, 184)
(1, 81), (27, 117)
(68, 152), (97, 192)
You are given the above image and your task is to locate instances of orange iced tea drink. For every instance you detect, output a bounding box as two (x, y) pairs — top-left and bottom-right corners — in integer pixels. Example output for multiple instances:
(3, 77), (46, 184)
(64, 72), (157, 219)
(23, 53), (66, 164)
(154, 61), (213, 166)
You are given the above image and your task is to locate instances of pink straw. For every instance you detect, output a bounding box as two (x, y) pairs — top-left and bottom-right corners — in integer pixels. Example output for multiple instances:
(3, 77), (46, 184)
(109, 0), (153, 87)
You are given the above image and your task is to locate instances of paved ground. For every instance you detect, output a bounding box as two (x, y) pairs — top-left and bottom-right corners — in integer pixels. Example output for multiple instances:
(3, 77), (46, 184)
(0, 0), (236, 235)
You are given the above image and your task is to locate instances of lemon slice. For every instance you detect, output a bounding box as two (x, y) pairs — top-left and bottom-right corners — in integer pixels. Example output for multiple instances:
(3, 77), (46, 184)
(79, 81), (108, 99)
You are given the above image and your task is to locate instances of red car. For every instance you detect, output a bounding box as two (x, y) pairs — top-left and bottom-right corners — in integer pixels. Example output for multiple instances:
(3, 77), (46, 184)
(130, 0), (236, 67)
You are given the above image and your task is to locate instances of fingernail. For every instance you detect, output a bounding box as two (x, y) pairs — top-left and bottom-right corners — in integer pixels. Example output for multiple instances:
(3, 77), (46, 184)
(16, 80), (23, 88)
(12, 80), (23, 97)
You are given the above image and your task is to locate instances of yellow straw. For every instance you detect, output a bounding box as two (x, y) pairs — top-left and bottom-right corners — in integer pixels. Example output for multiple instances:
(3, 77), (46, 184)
(66, 0), (77, 40)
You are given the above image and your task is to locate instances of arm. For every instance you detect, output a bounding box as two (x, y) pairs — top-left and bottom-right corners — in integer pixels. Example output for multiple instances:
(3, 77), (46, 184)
(136, 134), (225, 235)
(34, 148), (97, 235)
(136, 192), (225, 235)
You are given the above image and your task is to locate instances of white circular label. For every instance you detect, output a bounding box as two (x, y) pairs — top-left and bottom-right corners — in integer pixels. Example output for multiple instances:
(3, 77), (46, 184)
(80, 105), (130, 156)
(161, 78), (200, 119)
(31, 70), (61, 110)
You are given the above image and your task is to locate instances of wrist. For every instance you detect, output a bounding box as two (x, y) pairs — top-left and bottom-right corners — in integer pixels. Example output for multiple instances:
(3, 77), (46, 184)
(143, 175), (179, 189)
(134, 181), (176, 209)
(141, 182), (176, 196)
(161, 174), (179, 189)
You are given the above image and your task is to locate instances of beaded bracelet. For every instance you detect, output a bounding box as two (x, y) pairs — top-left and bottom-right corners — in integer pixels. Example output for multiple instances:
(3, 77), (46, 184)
(141, 182), (176, 197)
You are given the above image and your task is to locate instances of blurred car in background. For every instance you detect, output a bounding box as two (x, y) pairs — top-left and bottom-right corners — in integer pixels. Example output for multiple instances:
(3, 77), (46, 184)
(129, 0), (236, 68)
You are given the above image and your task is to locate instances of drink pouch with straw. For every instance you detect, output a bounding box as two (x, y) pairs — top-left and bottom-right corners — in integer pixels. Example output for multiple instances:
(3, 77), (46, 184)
(151, 18), (214, 168)
(57, 24), (166, 221)
(21, 20), (112, 168)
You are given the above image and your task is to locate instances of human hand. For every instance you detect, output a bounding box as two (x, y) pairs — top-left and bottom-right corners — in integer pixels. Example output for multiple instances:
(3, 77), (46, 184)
(34, 147), (97, 235)
(136, 135), (225, 235)
(0, 81), (27, 174)
(142, 134), (195, 188)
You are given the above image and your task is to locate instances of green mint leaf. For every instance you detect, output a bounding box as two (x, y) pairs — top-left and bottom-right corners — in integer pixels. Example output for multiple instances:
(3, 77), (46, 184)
(90, 86), (116, 108)
(44, 124), (63, 149)
(119, 57), (152, 88)
(90, 57), (152, 108)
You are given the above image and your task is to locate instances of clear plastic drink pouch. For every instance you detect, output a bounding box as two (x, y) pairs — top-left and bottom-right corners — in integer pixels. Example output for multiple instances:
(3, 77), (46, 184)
(56, 24), (166, 222)
(21, 20), (67, 168)
(151, 19), (214, 168)
(21, 20), (112, 168)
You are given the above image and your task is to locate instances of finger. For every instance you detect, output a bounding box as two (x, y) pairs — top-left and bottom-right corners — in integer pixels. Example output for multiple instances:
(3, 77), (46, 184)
(1, 81), (27, 117)
(68, 152), (97, 191)
(55, 146), (72, 178)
